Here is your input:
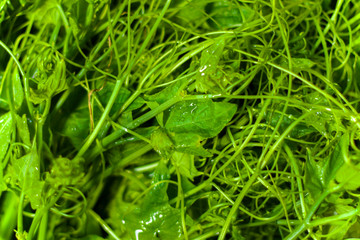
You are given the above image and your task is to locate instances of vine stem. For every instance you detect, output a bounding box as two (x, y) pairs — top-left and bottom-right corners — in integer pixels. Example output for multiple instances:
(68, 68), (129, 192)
(218, 108), (310, 240)
(88, 210), (121, 240)
(75, 0), (172, 159)
(0, 40), (34, 119)
(284, 184), (345, 240)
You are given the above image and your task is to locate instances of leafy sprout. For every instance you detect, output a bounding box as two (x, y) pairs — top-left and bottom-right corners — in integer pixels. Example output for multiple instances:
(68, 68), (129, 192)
(1, 0), (360, 240)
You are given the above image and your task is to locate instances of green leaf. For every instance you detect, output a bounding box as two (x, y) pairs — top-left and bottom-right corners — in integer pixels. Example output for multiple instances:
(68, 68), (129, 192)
(12, 68), (24, 110)
(96, 82), (145, 116)
(305, 149), (324, 199)
(169, 132), (212, 157)
(206, 1), (254, 29)
(12, 143), (43, 209)
(124, 203), (183, 240)
(26, 0), (74, 26)
(67, 0), (95, 35)
(144, 160), (170, 206)
(30, 55), (67, 104)
(175, 0), (208, 24)
(0, 112), (12, 195)
(26, 0), (59, 25)
(146, 79), (186, 105)
(278, 57), (316, 73)
(0, 112), (12, 163)
(304, 109), (334, 137)
(305, 134), (347, 198)
(264, 103), (316, 138)
(107, 139), (155, 167)
(326, 221), (356, 240)
(303, 92), (346, 136)
(323, 134), (348, 187)
(165, 99), (237, 138)
(336, 164), (360, 190)
(29, 89), (48, 104)
(118, 111), (133, 126)
(324, 197), (357, 240)
(58, 104), (89, 149)
(69, 16), (80, 37)
(172, 152), (201, 181)
(0, 98), (8, 111)
(165, 99), (236, 157)
(195, 39), (225, 93)
(334, 198), (355, 214)
(180, 175), (197, 194)
(151, 128), (174, 159)
(292, 58), (316, 70)
(147, 101), (164, 127)
(123, 161), (183, 239)
(15, 114), (31, 147)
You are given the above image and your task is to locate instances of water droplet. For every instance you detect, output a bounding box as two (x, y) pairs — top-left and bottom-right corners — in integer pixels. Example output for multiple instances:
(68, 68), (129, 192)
(199, 65), (208, 72)
(135, 229), (143, 240)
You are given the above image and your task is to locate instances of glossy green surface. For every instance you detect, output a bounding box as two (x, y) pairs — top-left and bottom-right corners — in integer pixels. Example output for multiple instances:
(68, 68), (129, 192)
(1, 0), (360, 239)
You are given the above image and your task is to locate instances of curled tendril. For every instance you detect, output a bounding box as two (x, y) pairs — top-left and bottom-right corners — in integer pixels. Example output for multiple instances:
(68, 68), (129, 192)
(50, 187), (87, 219)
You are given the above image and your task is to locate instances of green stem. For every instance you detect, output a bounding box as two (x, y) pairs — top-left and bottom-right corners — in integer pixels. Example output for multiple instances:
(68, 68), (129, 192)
(311, 12), (331, 81)
(218, 109), (310, 239)
(233, 48), (356, 115)
(37, 212), (48, 240)
(129, 0), (172, 70)
(17, 191), (25, 235)
(89, 93), (224, 159)
(89, 2), (127, 61)
(75, 0), (172, 159)
(284, 190), (330, 240)
(76, 77), (124, 158)
(49, 14), (61, 44)
(0, 192), (18, 240)
(86, 95), (183, 160)
(88, 209), (121, 240)
(310, 205), (360, 227)
(56, 4), (71, 56)
(27, 207), (46, 240)
(51, 89), (70, 115)
(310, 0), (344, 55)
(27, 190), (64, 240)
(0, 40), (34, 118)
(284, 144), (307, 218)
(218, 173), (259, 240)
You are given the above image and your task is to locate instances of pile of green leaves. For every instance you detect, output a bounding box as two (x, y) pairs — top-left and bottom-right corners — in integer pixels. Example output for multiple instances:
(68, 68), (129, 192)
(1, 0), (360, 239)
